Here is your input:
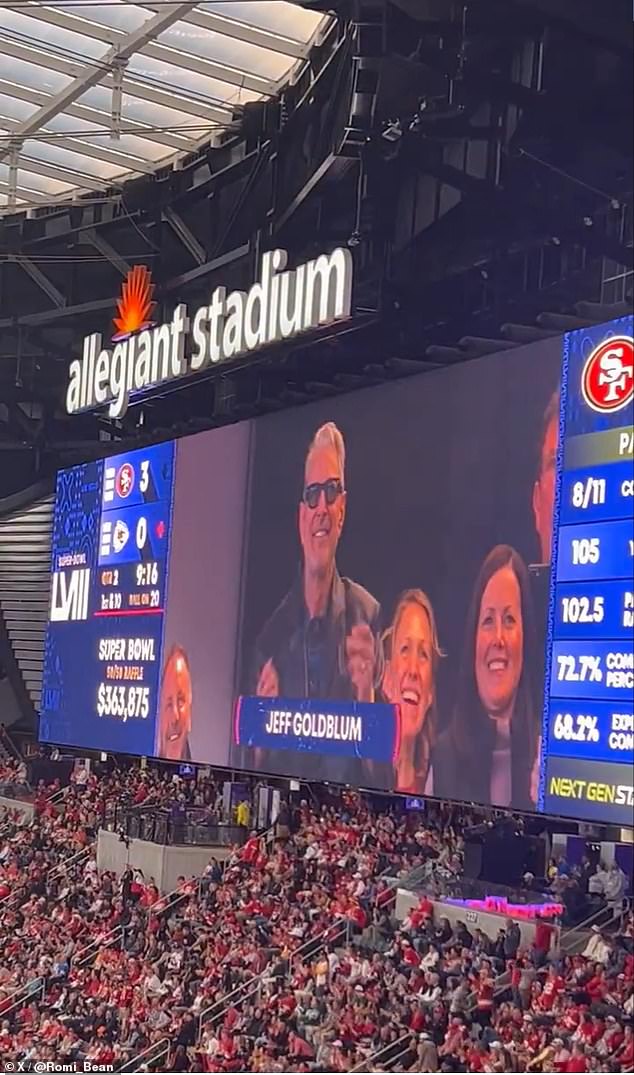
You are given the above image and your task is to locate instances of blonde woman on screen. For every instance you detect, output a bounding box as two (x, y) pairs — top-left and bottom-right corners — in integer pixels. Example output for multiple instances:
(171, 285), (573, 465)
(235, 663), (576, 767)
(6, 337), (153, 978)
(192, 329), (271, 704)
(382, 589), (443, 795)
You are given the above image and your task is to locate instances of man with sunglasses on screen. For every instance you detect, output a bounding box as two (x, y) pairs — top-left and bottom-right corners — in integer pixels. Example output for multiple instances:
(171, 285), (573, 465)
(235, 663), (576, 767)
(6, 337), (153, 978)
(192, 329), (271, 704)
(253, 421), (382, 715)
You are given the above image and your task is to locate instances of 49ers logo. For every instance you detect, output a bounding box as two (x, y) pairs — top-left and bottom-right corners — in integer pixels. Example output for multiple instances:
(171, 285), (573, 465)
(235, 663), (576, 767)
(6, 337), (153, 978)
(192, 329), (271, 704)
(115, 462), (135, 498)
(581, 336), (634, 413)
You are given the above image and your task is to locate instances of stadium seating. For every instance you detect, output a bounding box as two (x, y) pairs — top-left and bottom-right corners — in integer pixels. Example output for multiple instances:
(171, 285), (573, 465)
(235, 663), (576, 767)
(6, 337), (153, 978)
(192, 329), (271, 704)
(0, 766), (631, 1072)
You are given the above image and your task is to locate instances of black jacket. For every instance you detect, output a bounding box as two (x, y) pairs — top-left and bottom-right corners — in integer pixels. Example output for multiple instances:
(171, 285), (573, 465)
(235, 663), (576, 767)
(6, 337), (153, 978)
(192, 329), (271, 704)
(234, 567), (383, 785)
(433, 716), (535, 812)
(252, 566), (382, 699)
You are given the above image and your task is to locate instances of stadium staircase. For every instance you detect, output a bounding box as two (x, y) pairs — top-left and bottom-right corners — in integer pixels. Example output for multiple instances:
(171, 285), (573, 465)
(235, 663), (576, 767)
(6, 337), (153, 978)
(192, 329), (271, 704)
(559, 898), (632, 956)
(121, 859), (436, 1071)
(0, 872), (194, 1027)
(0, 723), (23, 767)
(0, 485), (53, 728)
(120, 914), (352, 1073)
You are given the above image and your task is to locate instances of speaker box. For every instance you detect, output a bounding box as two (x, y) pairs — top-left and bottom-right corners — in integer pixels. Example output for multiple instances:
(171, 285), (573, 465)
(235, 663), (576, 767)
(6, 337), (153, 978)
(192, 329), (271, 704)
(464, 830), (544, 886)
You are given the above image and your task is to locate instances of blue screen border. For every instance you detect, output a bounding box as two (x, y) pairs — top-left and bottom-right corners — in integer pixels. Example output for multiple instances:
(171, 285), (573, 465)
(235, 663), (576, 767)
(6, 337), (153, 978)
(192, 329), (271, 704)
(538, 331), (569, 811)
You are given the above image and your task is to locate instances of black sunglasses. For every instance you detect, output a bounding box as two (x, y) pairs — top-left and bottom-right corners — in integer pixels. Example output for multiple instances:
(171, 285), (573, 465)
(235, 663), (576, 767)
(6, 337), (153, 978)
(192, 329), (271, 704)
(302, 478), (344, 509)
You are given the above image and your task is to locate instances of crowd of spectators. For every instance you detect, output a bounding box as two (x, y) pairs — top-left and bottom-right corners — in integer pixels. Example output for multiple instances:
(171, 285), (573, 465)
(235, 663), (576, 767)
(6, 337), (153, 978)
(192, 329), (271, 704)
(547, 855), (630, 926)
(0, 758), (630, 1073)
(0, 755), (35, 796)
(179, 830), (632, 1074)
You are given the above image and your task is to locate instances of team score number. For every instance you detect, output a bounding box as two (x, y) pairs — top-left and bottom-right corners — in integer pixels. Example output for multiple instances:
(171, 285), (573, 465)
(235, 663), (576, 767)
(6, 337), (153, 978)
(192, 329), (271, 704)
(97, 683), (150, 720)
(136, 516), (148, 550)
(561, 595), (604, 624)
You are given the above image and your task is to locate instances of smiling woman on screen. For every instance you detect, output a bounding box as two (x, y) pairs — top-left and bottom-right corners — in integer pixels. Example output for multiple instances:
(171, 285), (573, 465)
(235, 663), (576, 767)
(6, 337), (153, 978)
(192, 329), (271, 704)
(382, 588), (444, 795)
(434, 545), (540, 810)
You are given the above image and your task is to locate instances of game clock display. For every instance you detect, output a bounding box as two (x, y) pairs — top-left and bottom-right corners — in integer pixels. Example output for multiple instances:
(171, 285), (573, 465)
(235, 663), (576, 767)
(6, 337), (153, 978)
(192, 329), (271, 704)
(541, 325), (634, 825)
(40, 443), (174, 756)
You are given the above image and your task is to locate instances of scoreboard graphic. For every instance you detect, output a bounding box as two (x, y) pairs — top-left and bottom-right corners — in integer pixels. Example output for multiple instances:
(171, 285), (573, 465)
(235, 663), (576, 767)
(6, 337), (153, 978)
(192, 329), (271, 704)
(40, 443), (175, 756)
(40, 315), (632, 826)
(541, 322), (633, 825)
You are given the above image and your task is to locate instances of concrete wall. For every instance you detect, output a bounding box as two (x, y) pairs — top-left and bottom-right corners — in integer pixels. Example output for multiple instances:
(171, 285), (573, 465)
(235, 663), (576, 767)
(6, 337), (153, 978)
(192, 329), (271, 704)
(97, 829), (233, 893)
(0, 794), (35, 823)
(395, 888), (560, 953)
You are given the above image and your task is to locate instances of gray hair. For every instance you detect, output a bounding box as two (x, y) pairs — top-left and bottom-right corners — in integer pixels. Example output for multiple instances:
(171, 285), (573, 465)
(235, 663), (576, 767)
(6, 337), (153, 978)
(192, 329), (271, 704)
(305, 421), (346, 485)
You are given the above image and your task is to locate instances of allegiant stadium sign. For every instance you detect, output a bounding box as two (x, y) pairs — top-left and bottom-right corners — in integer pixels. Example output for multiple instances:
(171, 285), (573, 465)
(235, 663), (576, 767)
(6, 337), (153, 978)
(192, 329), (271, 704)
(66, 247), (353, 418)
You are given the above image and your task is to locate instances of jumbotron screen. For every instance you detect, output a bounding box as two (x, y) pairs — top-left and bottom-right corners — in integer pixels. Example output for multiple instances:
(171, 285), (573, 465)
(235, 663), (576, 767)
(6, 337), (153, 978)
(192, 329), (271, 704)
(40, 316), (633, 823)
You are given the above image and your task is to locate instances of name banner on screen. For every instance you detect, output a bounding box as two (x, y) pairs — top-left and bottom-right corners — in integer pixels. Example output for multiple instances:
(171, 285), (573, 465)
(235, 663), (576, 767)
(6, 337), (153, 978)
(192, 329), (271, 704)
(235, 696), (399, 763)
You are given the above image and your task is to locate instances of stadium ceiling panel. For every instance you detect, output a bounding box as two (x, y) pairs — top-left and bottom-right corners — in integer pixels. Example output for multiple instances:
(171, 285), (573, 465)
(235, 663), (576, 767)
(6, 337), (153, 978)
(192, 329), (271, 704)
(0, 0), (329, 210)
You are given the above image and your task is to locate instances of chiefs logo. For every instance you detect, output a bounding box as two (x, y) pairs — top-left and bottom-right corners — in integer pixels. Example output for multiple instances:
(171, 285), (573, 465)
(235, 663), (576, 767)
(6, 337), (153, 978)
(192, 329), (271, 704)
(115, 462), (135, 499)
(581, 336), (634, 413)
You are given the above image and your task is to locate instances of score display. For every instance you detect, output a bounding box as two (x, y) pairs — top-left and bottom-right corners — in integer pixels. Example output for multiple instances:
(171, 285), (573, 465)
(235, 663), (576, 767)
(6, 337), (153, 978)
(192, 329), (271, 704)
(40, 443), (174, 755)
(39, 316), (631, 828)
(542, 323), (634, 825)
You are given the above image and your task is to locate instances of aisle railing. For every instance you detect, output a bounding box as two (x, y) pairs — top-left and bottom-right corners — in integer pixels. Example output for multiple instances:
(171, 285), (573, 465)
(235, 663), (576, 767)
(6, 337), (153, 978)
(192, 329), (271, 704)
(46, 843), (92, 884)
(560, 902), (611, 952)
(118, 1037), (170, 1073)
(0, 783), (95, 927)
(0, 724), (23, 764)
(73, 924), (124, 969)
(195, 914), (350, 1041)
(350, 1031), (412, 1073)
(0, 976), (47, 1024)
(73, 878), (197, 972)
(0, 874), (196, 1028)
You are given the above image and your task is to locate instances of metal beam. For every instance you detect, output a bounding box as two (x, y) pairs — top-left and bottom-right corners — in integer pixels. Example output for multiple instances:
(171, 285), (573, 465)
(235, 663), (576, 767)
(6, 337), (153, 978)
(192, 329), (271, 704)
(0, 80), (196, 153)
(4, 400), (40, 440)
(12, 154), (111, 193)
(0, 114), (156, 175)
(147, 5), (308, 60)
(0, 295), (114, 329)
(0, 39), (235, 127)
(84, 230), (131, 277)
(421, 161), (634, 269)
(16, 6), (277, 96)
(275, 153), (337, 229)
(0, 3), (202, 167)
(0, 179), (48, 205)
(10, 255), (66, 308)
(163, 206), (206, 265)
(163, 241), (250, 291)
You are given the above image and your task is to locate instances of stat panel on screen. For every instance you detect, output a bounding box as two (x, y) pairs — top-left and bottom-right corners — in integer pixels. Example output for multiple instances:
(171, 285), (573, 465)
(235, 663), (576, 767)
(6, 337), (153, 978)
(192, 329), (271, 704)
(40, 443), (175, 755)
(541, 321), (634, 825)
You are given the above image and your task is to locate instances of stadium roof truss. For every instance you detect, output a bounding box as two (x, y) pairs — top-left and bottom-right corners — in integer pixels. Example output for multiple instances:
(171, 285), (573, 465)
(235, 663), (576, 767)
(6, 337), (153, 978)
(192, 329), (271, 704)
(0, 0), (329, 210)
